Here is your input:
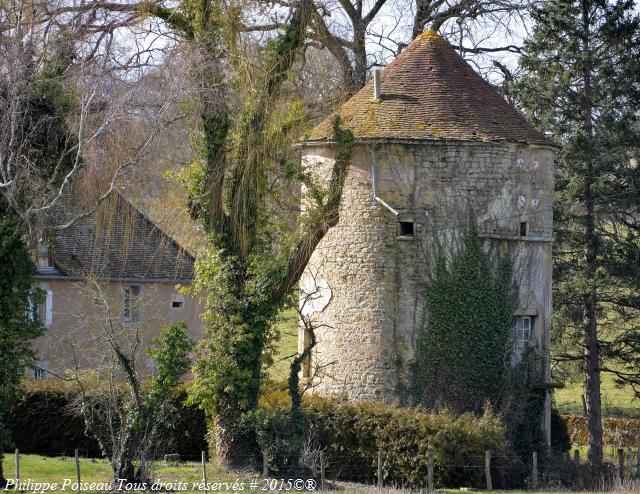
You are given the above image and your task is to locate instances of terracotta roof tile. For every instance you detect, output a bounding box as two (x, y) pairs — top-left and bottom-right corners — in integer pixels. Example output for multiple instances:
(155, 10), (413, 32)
(308, 30), (553, 146)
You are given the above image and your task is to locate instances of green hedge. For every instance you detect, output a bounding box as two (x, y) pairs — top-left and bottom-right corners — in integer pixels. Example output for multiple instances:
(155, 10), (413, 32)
(258, 391), (507, 488)
(564, 415), (639, 447)
(6, 381), (207, 459)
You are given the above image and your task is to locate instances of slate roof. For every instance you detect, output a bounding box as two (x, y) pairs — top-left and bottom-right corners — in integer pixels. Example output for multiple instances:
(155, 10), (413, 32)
(308, 30), (553, 146)
(43, 192), (195, 282)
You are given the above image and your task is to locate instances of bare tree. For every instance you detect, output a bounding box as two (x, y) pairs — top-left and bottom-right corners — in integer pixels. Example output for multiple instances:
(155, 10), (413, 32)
(0, 1), (171, 239)
(63, 279), (192, 484)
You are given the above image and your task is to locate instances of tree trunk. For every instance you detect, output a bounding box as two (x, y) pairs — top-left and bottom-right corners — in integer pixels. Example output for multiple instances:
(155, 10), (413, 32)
(0, 445), (6, 488)
(580, 0), (603, 468)
(584, 291), (603, 466)
(214, 397), (259, 470)
(352, 24), (368, 91)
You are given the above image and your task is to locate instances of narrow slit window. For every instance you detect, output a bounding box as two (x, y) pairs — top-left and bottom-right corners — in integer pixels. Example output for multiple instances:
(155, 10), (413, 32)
(399, 221), (414, 237)
(124, 285), (141, 322)
(520, 221), (528, 237)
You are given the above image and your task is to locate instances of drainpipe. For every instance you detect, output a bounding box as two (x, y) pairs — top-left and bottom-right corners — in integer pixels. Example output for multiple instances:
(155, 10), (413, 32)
(366, 144), (399, 216)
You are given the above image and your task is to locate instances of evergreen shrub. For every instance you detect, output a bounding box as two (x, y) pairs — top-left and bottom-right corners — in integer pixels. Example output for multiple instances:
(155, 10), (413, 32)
(6, 381), (207, 459)
(258, 390), (506, 488)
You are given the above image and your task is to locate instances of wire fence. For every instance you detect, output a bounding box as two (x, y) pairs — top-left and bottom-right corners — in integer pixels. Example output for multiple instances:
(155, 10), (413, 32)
(4, 447), (640, 493)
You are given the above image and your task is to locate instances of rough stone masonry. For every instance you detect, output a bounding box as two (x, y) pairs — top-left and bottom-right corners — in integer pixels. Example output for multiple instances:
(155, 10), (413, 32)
(298, 30), (557, 442)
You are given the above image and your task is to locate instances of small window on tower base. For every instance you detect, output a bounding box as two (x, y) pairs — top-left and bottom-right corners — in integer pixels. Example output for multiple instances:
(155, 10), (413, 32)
(520, 221), (528, 237)
(398, 221), (414, 238)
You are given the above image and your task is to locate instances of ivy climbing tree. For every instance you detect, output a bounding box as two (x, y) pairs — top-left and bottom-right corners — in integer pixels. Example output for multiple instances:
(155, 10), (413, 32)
(120, 0), (354, 468)
(0, 205), (43, 488)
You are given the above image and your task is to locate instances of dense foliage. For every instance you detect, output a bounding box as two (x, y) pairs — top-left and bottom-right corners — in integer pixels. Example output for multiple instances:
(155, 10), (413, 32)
(412, 227), (552, 482)
(0, 205), (44, 485)
(517, 0), (640, 465)
(257, 391), (507, 489)
(413, 226), (515, 414)
(6, 381), (207, 460)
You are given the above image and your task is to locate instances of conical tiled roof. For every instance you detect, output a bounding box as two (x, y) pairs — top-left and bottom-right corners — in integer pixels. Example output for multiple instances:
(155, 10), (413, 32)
(308, 30), (553, 146)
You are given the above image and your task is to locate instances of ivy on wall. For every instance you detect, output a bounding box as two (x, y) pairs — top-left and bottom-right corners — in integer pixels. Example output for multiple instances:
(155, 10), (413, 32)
(413, 224), (515, 414)
(413, 224), (550, 478)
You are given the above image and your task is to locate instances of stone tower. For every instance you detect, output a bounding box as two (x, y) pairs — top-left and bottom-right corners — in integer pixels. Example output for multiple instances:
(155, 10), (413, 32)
(299, 30), (556, 438)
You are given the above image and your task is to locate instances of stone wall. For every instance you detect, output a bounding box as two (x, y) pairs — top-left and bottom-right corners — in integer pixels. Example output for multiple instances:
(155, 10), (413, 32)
(299, 140), (555, 408)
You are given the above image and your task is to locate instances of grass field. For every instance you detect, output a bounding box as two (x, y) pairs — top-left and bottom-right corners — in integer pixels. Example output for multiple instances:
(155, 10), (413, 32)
(555, 373), (639, 419)
(2, 455), (636, 494)
(2, 454), (249, 493)
(268, 309), (299, 382)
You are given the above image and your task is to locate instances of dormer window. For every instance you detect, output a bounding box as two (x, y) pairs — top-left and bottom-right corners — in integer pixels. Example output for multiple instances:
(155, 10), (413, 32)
(36, 244), (55, 272)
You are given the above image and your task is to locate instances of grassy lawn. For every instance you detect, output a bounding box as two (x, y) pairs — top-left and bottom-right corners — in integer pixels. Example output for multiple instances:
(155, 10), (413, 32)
(268, 308), (299, 382)
(3, 455), (635, 493)
(2, 454), (251, 493)
(554, 372), (639, 418)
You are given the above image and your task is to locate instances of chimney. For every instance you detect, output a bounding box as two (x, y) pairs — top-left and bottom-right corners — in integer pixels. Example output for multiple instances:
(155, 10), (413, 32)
(373, 68), (382, 100)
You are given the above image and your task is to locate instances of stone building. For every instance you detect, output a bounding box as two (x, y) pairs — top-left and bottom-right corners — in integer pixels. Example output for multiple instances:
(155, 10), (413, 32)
(31, 192), (203, 378)
(299, 31), (556, 440)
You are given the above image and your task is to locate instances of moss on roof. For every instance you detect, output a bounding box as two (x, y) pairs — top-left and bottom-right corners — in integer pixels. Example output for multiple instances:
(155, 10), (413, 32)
(308, 30), (552, 146)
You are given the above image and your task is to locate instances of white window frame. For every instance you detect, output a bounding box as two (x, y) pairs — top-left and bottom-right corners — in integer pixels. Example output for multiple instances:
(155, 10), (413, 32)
(512, 316), (533, 364)
(45, 289), (53, 327)
(36, 244), (55, 272)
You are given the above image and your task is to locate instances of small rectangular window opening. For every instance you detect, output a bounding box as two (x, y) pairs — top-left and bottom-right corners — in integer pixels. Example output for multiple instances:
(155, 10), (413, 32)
(399, 221), (414, 237)
(520, 221), (528, 237)
(124, 285), (141, 322)
(171, 294), (185, 310)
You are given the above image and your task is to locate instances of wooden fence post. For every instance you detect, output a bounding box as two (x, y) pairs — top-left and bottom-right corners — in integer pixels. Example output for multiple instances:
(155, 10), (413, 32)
(484, 451), (492, 491)
(532, 451), (538, 490)
(377, 451), (383, 489)
(637, 425), (640, 478)
(15, 449), (19, 485)
(262, 452), (268, 478)
(617, 448), (624, 482)
(427, 446), (434, 493)
(319, 452), (325, 491)
(74, 449), (81, 493)
(202, 451), (208, 492)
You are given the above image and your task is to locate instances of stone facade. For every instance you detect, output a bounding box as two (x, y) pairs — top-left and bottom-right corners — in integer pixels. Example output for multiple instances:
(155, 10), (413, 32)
(299, 141), (555, 437)
(298, 28), (557, 443)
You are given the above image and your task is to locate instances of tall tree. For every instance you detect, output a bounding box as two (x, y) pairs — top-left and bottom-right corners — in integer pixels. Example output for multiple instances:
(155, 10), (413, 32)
(0, 205), (43, 487)
(517, 0), (640, 467)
